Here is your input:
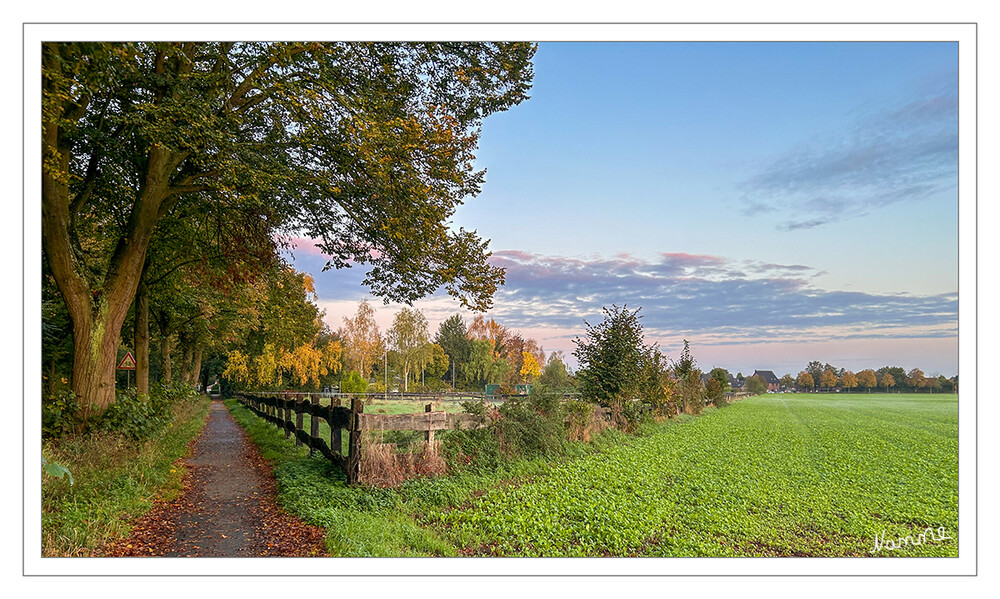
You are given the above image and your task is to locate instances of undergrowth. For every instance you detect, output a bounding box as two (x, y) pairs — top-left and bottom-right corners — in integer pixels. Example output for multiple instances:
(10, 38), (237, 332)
(41, 389), (210, 556)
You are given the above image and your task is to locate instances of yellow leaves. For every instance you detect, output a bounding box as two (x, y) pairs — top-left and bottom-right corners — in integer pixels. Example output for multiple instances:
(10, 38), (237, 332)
(222, 350), (250, 384)
(520, 351), (541, 382)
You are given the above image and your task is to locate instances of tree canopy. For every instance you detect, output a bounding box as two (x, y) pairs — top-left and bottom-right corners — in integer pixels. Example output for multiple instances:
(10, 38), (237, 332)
(42, 41), (536, 416)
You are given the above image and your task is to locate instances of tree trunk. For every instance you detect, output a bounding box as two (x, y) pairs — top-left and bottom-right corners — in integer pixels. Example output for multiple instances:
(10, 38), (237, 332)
(180, 342), (193, 385)
(134, 268), (150, 396)
(69, 297), (129, 422)
(161, 336), (173, 384)
(43, 43), (188, 421)
(190, 344), (203, 389)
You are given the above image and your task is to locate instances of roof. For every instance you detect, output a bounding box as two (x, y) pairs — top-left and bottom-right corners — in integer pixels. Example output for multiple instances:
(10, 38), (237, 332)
(752, 370), (780, 384)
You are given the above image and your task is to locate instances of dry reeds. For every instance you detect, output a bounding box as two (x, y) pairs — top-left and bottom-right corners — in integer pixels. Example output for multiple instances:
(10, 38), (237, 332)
(358, 433), (447, 488)
(566, 405), (609, 443)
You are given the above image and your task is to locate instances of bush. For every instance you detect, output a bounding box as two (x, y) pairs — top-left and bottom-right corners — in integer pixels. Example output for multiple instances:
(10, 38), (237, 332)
(494, 394), (565, 458)
(442, 393), (566, 472)
(96, 388), (171, 440)
(42, 387), (81, 438)
(564, 399), (609, 442)
(341, 370), (369, 394)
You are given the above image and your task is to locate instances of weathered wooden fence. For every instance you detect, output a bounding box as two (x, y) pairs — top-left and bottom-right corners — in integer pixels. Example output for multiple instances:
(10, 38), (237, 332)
(236, 391), (750, 485)
(235, 393), (488, 485)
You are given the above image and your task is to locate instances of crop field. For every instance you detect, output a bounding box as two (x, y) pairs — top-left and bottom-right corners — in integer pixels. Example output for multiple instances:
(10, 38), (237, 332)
(229, 393), (958, 557)
(429, 393), (958, 557)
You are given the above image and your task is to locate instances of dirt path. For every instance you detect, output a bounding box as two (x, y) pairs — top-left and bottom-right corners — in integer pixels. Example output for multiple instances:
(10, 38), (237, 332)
(104, 399), (326, 557)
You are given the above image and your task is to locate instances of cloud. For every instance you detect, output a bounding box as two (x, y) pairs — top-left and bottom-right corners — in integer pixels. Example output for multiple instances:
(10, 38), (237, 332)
(483, 251), (957, 341)
(293, 244), (955, 358)
(739, 86), (957, 230)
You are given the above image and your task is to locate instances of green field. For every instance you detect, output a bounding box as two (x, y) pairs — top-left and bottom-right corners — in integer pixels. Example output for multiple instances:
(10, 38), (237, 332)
(432, 393), (958, 556)
(230, 393), (959, 557)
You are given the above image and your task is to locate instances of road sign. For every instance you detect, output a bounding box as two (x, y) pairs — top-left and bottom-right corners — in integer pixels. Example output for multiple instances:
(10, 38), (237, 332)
(117, 351), (137, 370)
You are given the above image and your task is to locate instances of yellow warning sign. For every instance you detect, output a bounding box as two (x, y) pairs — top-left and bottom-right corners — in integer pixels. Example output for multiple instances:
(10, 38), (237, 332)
(117, 351), (137, 370)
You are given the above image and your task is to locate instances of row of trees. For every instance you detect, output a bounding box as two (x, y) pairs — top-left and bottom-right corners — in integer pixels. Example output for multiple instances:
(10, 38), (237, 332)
(274, 301), (576, 394)
(42, 41), (536, 424)
(783, 362), (957, 393)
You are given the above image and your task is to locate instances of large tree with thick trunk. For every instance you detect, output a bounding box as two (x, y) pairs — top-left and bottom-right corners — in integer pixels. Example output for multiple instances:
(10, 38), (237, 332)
(42, 41), (535, 420)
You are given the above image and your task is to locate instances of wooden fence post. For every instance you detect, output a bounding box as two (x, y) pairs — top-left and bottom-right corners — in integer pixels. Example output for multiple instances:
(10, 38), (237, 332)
(309, 394), (319, 456)
(283, 395), (291, 439)
(330, 397), (342, 455)
(425, 403), (434, 444)
(295, 393), (304, 447)
(347, 396), (364, 485)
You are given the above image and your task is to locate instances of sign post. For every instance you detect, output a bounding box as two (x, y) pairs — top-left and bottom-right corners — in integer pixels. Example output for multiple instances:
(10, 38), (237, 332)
(117, 351), (137, 389)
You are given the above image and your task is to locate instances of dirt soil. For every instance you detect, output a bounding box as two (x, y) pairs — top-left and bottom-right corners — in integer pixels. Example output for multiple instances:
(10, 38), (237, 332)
(103, 400), (326, 557)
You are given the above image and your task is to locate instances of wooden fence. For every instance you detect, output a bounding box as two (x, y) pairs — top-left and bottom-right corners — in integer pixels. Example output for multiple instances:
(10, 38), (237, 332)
(235, 391), (751, 484)
(235, 393), (488, 485)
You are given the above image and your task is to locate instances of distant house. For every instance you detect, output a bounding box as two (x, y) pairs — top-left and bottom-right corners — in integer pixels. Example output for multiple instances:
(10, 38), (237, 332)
(752, 370), (781, 392)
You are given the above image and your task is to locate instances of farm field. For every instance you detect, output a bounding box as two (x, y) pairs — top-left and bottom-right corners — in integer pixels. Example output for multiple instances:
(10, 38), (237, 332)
(229, 393), (958, 557)
(431, 393), (958, 556)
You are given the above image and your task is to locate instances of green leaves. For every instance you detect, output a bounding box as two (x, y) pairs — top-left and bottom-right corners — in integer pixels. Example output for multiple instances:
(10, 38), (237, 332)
(42, 456), (74, 486)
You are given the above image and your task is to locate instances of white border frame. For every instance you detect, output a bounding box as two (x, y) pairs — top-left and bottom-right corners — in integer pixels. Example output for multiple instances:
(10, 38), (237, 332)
(23, 22), (976, 577)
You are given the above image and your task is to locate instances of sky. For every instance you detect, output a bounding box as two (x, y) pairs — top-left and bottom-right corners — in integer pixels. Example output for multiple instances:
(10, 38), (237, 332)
(288, 41), (959, 378)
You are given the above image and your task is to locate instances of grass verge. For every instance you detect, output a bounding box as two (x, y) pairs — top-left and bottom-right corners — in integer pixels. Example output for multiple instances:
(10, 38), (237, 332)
(224, 397), (633, 556)
(41, 394), (211, 556)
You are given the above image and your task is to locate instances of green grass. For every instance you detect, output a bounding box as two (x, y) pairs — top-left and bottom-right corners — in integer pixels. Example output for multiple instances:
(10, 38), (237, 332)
(229, 393), (958, 557)
(41, 394), (211, 556)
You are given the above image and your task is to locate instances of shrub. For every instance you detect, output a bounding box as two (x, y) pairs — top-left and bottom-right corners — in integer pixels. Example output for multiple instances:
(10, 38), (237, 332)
(494, 395), (565, 457)
(42, 387), (81, 438)
(564, 399), (609, 442)
(96, 388), (170, 440)
(341, 370), (369, 394)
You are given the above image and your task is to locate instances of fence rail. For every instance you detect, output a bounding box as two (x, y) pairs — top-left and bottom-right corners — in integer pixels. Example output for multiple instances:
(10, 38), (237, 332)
(235, 392), (488, 485)
(235, 390), (749, 485)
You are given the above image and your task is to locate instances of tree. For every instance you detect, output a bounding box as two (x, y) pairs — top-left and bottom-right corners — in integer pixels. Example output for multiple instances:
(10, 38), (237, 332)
(745, 375), (767, 396)
(42, 41), (535, 420)
(780, 373), (795, 390)
(880, 372), (895, 393)
(857, 369), (877, 393)
(796, 371), (814, 391)
(341, 300), (383, 379)
(805, 361), (824, 391)
(573, 305), (647, 418)
(221, 266), (340, 390)
(520, 351), (542, 383)
(672, 340), (702, 414)
(906, 368), (927, 392)
(839, 371), (858, 393)
(419, 343), (450, 386)
(877, 366), (906, 392)
(465, 339), (509, 387)
(708, 367), (732, 394)
(820, 369), (839, 391)
(638, 346), (676, 415)
(537, 351), (574, 392)
(434, 314), (471, 386)
(387, 307), (429, 392)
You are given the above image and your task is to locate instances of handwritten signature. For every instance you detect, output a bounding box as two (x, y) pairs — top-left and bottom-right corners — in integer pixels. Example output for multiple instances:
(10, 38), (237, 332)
(871, 526), (952, 553)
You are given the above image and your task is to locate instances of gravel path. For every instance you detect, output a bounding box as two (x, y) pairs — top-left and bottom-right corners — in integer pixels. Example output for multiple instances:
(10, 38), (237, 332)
(104, 399), (326, 557)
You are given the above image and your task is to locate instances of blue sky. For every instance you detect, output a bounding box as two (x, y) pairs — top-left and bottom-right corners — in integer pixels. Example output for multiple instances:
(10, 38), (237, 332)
(290, 41), (959, 377)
